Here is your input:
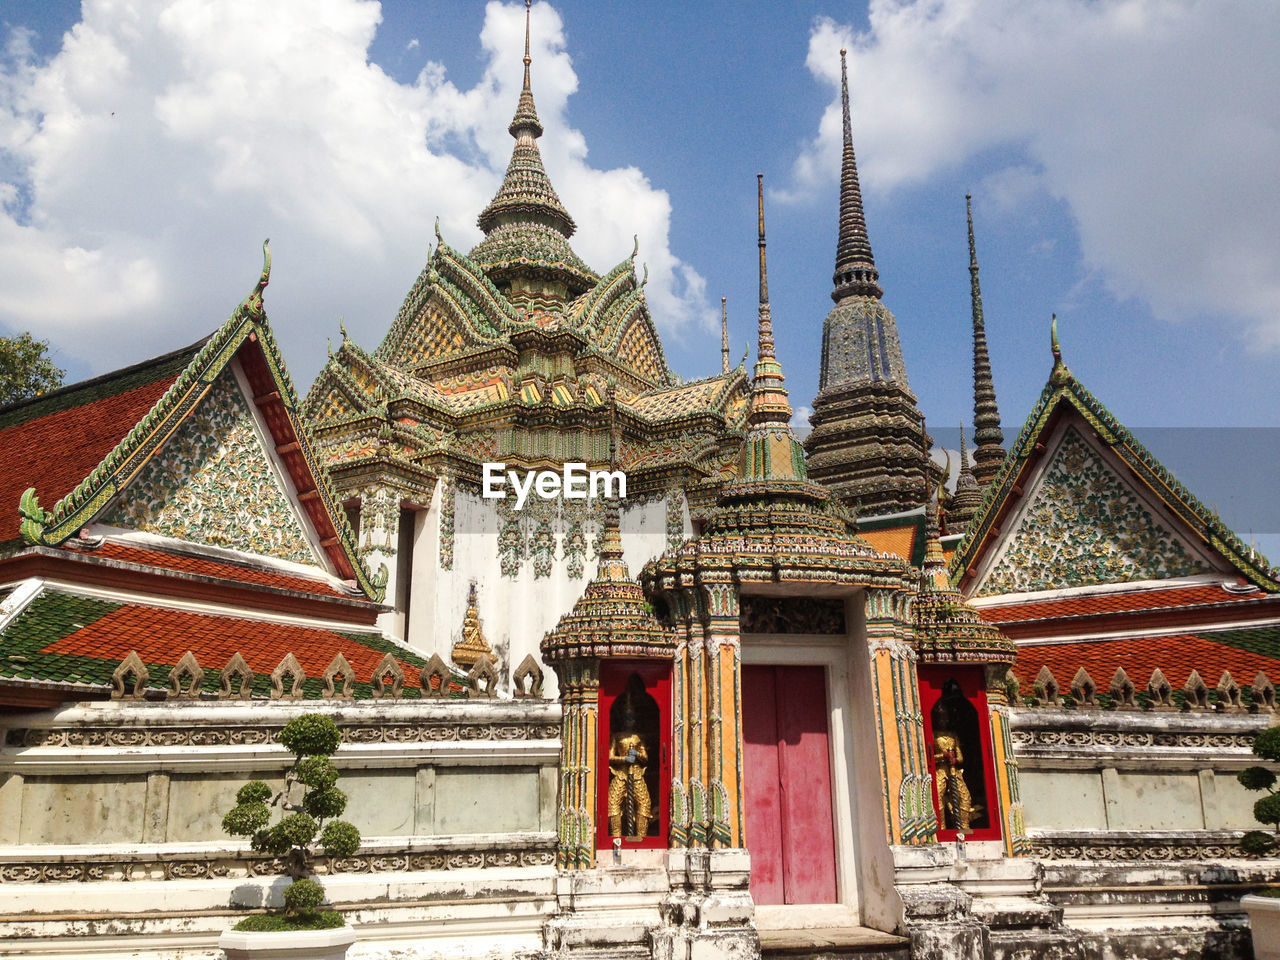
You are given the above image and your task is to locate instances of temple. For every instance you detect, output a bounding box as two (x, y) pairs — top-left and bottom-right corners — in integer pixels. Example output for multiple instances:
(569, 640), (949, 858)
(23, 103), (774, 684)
(1, 6), (1278, 960)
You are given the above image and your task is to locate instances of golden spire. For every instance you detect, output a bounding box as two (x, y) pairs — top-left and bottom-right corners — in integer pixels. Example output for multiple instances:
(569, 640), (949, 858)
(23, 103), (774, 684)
(721, 297), (730, 373)
(451, 581), (495, 668)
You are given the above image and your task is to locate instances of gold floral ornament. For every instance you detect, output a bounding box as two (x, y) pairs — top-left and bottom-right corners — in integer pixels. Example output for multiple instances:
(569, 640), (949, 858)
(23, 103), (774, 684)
(451, 581), (494, 668)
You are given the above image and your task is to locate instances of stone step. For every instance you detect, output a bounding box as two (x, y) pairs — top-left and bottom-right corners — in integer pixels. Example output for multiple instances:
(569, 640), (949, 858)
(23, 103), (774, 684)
(988, 928), (1085, 960)
(759, 926), (911, 960)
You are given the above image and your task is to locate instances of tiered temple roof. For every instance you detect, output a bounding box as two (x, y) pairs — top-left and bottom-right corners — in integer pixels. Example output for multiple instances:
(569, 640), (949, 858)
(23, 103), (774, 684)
(305, 11), (750, 506)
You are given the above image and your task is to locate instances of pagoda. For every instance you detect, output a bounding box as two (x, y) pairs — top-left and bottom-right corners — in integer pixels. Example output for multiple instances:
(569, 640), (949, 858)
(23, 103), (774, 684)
(803, 50), (936, 517)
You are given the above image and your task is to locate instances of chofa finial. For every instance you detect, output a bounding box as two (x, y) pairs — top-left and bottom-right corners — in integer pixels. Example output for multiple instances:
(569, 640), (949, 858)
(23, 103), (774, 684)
(1049, 313), (1072, 385)
(258, 239), (271, 291)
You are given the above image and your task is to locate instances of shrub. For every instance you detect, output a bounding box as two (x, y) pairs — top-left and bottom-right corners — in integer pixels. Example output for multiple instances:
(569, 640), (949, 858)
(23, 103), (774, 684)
(279, 713), (342, 756)
(1237, 725), (1280, 856)
(222, 713), (361, 929)
(283, 877), (325, 915)
(321, 820), (361, 858)
(233, 910), (344, 932)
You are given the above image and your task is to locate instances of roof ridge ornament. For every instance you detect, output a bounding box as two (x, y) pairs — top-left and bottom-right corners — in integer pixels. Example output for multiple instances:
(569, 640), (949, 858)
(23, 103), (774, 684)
(1050, 313), (1071, 385)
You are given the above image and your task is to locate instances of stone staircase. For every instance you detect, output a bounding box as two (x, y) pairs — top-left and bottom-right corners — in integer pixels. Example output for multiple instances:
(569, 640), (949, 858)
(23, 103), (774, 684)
(758, 926), (911, 960)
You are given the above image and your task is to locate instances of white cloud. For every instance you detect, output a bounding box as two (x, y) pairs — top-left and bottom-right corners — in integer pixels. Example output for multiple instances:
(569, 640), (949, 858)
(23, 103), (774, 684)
(790, 405), (813, 438)
(785, 0), (1280, 342)
(0, 0), (712, 383)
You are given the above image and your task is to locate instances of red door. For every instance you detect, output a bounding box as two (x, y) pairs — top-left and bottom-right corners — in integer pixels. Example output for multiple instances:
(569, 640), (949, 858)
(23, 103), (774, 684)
(742, 664), (837, 905)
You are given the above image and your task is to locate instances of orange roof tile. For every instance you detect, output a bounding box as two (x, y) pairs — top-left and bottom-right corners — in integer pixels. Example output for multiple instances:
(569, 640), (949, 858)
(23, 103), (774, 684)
(982, 584), (1266, 624)
(68, 541), (347, 598)
(0, 352), (194, 541)
(44, 603), (417, 682)
(1014, 632), (1280, 693)
(862, 524), (917, 561)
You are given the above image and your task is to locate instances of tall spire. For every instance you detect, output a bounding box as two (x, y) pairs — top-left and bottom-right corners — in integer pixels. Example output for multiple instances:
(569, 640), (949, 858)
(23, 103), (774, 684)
(806, 53), (933, 517)
(831, 49), (882, 303)
(734, 176), (806, 485)
(469, 0), (595, 297)
(510, 0), (541, 137)
(720, 296), (730, 373)
(948, 423), (983, 530)
(748, 174), (791, 429)
(967, 194), (1005, 487)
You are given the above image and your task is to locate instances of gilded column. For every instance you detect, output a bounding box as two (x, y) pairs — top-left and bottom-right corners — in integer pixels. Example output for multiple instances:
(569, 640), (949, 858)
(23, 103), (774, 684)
(669, 587), (694, 848)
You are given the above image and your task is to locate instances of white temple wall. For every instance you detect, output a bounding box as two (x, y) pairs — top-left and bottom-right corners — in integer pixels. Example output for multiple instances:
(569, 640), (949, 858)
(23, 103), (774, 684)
(404, 487), (681, 699)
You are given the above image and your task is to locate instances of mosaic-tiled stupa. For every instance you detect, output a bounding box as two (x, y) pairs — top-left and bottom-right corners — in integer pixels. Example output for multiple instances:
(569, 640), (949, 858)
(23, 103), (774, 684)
(804, 50), (936, 517)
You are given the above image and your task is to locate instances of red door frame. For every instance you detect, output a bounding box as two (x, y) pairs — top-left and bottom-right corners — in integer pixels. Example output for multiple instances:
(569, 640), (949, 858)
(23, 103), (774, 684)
(596, 660), (671, 851)
(917, 666), (1003, 842)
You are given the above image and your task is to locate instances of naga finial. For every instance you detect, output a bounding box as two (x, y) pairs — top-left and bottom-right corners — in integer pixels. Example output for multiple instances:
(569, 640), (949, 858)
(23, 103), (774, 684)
(631, 234), (639, 258)
(641, 262), (648, 287)
(338, 317), (347, 340)
(434, 217), (442, 242)
(258, 239), (271, 292)
(1049, 313), (1072, 385)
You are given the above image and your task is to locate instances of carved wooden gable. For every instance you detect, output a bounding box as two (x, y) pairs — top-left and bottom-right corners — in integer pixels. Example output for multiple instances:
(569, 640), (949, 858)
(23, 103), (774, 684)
(972, 423), (1214, 596)
(101, 368), (319, 565)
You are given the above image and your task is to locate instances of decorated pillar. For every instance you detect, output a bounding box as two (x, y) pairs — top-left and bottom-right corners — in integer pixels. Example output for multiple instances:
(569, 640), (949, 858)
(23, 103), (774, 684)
(553, 658), (600, 868)
(985, 667), (1028, 856)
(866, 586), (938, 845)
(668, 583), (697, 849)
(702, 576), (744, 849)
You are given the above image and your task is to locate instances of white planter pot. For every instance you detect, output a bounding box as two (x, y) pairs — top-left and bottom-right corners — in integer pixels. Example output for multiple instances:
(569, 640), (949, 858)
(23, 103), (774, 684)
(218, 924), (356, 960)
(1243, 894), (1280, 960)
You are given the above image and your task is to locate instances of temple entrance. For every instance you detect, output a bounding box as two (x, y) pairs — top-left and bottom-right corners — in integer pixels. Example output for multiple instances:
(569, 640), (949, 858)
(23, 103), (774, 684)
(742, 664), (838, 905)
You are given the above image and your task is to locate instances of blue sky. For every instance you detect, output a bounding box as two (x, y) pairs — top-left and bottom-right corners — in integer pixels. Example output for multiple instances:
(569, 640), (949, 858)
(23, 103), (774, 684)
(2, 1), (1279, 543)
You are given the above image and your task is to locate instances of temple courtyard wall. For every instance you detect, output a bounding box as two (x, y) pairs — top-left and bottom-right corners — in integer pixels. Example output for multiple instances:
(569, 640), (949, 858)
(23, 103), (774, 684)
(1, 696), (1279, 958)
(0, 698), (560, 958)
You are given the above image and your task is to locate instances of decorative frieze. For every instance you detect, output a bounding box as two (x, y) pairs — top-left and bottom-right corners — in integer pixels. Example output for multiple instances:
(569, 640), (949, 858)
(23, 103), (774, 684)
(1010, 728), (1257, 750)
(1028, 832), (1248, 862)
(739, 596), (846, 634)
(4, 721), (560, 748)
(0, 840), (556, 884)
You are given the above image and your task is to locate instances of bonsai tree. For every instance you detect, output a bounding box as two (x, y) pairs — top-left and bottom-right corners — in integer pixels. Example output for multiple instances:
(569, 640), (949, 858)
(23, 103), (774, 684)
(1238, 726), (1280, 856)
(222, 713), (361, 930)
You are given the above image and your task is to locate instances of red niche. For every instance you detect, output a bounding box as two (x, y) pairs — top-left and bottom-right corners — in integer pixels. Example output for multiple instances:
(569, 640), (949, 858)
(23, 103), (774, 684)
(597, 661), (671, 851)
(918, 666), (1002, 842)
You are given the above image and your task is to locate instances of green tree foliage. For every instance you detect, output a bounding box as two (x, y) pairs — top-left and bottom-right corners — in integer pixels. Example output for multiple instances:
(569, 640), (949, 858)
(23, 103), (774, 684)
(0, 333), (64, 406)
(1238, 726), (1280, 855)
(222, 713), (360, 930)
